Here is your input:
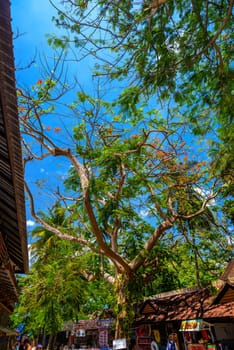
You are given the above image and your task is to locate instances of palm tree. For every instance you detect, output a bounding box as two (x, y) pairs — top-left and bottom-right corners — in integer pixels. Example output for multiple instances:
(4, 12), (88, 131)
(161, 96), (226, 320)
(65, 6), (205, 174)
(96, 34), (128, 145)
(13, 204), (88, 349)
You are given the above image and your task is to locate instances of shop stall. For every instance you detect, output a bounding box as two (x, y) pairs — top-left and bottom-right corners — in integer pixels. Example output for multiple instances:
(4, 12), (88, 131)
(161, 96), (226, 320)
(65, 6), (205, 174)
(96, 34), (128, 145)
(179, 319), (216, 350)
(71, 319), (115, 349)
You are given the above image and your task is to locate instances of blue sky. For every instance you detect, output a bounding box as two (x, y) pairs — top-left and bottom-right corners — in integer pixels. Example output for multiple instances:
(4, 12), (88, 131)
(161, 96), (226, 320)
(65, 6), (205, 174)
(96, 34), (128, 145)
(11, 1), (102, 236)
(12, 0), (56, 83)
(12, 0), (96, 88)
(11, 1), (121, 235)
(11, 1), (70, 231)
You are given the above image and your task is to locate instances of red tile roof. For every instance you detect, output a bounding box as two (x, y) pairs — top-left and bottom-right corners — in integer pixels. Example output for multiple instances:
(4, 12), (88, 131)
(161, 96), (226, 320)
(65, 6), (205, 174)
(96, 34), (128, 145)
(135, 282), (234, 324)
(204, 301), (234, 319)
(135, 288), (211, 324)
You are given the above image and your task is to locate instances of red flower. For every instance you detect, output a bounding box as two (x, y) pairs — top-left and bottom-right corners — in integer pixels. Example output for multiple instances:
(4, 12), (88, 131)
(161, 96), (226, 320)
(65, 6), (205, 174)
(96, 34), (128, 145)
(54, 127), (62, 133)
(37, 79), (43, 85)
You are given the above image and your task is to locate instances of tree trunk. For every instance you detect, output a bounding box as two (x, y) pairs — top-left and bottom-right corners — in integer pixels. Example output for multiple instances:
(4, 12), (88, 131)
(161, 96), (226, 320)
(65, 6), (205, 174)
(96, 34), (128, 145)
(114, 274), (134, 343)
(47, 333), (57, 350)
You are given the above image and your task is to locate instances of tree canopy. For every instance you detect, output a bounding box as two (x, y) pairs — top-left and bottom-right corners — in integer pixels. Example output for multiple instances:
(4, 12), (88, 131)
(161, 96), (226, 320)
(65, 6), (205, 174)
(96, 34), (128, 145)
(48, 0), (233, 121)
(47, 0), (233, 226)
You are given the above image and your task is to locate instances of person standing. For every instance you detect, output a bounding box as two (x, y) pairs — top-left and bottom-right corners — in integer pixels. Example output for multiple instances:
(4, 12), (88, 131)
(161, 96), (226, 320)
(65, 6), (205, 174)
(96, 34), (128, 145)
(23, 339), (32, 350)
(19, 340), (24, 350)
(166, 335), (178, 350)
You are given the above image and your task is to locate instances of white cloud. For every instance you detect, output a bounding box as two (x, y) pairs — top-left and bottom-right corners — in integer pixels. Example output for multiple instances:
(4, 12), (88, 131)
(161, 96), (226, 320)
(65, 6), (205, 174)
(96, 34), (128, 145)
(194, 187), (216, 206)
(140, 209), (149, 217)
(27, 220), (35, 227)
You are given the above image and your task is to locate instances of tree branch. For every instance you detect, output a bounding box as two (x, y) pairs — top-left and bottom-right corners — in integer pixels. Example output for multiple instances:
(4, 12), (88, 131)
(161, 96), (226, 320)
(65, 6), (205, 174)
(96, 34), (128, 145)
(129, 218), (174, 271)
(194, 0), (233, 60)
(176, 192), (218, 220)
(25, 180), (93, 247)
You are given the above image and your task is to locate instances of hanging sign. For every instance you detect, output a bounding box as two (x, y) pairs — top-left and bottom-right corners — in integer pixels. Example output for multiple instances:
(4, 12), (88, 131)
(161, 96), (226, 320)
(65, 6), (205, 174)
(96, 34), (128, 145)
(180, 319), (203, 331)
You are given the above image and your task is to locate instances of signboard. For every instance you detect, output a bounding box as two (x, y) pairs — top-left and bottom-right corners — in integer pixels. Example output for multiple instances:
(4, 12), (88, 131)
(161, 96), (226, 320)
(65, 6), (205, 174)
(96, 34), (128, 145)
(180, 319), (203, 331)
(113, 338), (127, 350)
(73, 319), (115, 331)
(188, 345), (206, 350)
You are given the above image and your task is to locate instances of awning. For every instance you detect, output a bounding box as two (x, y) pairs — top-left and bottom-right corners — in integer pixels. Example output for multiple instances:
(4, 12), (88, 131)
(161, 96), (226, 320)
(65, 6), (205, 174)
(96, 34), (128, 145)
(0, 327), (18, 336)
(179, 319), (205, 331)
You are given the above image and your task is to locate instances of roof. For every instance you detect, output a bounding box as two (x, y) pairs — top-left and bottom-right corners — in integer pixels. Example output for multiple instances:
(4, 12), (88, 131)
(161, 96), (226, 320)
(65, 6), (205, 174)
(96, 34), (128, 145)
(201, 261), (234, 320)
(0, 0), (28, 273)
(0, 235), (19, 311)
(135, 280), (234, 325)
(210, 282), (234, 305)
(204, 301), (234, 320)
(0, 0), (28, 312)
(220, 260), (234, 283)
(201, 281), (234, 320)
(0, 326), (18, 336)
(135, 288), (210, 324)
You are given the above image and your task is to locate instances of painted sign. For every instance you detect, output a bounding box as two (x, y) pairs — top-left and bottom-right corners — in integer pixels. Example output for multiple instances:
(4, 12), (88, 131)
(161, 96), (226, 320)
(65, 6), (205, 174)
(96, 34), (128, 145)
(180, 319), (203, 331)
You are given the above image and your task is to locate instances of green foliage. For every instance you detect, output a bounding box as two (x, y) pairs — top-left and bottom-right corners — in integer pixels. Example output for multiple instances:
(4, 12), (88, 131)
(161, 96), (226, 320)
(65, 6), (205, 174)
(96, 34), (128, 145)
(11, 206), (85, 336)
(17, 0), (233, 338)
(11, 204), (116, 337)
(48, 0), (233, 205)
(19, 83), (232, 335)
(49, 0), (233, 118)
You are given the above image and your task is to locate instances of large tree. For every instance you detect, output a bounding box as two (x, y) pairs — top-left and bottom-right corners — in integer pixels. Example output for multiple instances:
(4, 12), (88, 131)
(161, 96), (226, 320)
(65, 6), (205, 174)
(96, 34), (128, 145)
(17, 0), (233, 340)
(19, 80), (230, 338)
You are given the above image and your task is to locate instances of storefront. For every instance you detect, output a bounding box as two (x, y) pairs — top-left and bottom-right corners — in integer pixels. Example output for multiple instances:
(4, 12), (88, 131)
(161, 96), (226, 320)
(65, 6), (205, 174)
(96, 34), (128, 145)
(134, 323), (181, 350)
(203, 280), (234, 350)
(179, 319), (216, 350)
(70, 319), (115, 349)
(133, 288), (211, 350)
